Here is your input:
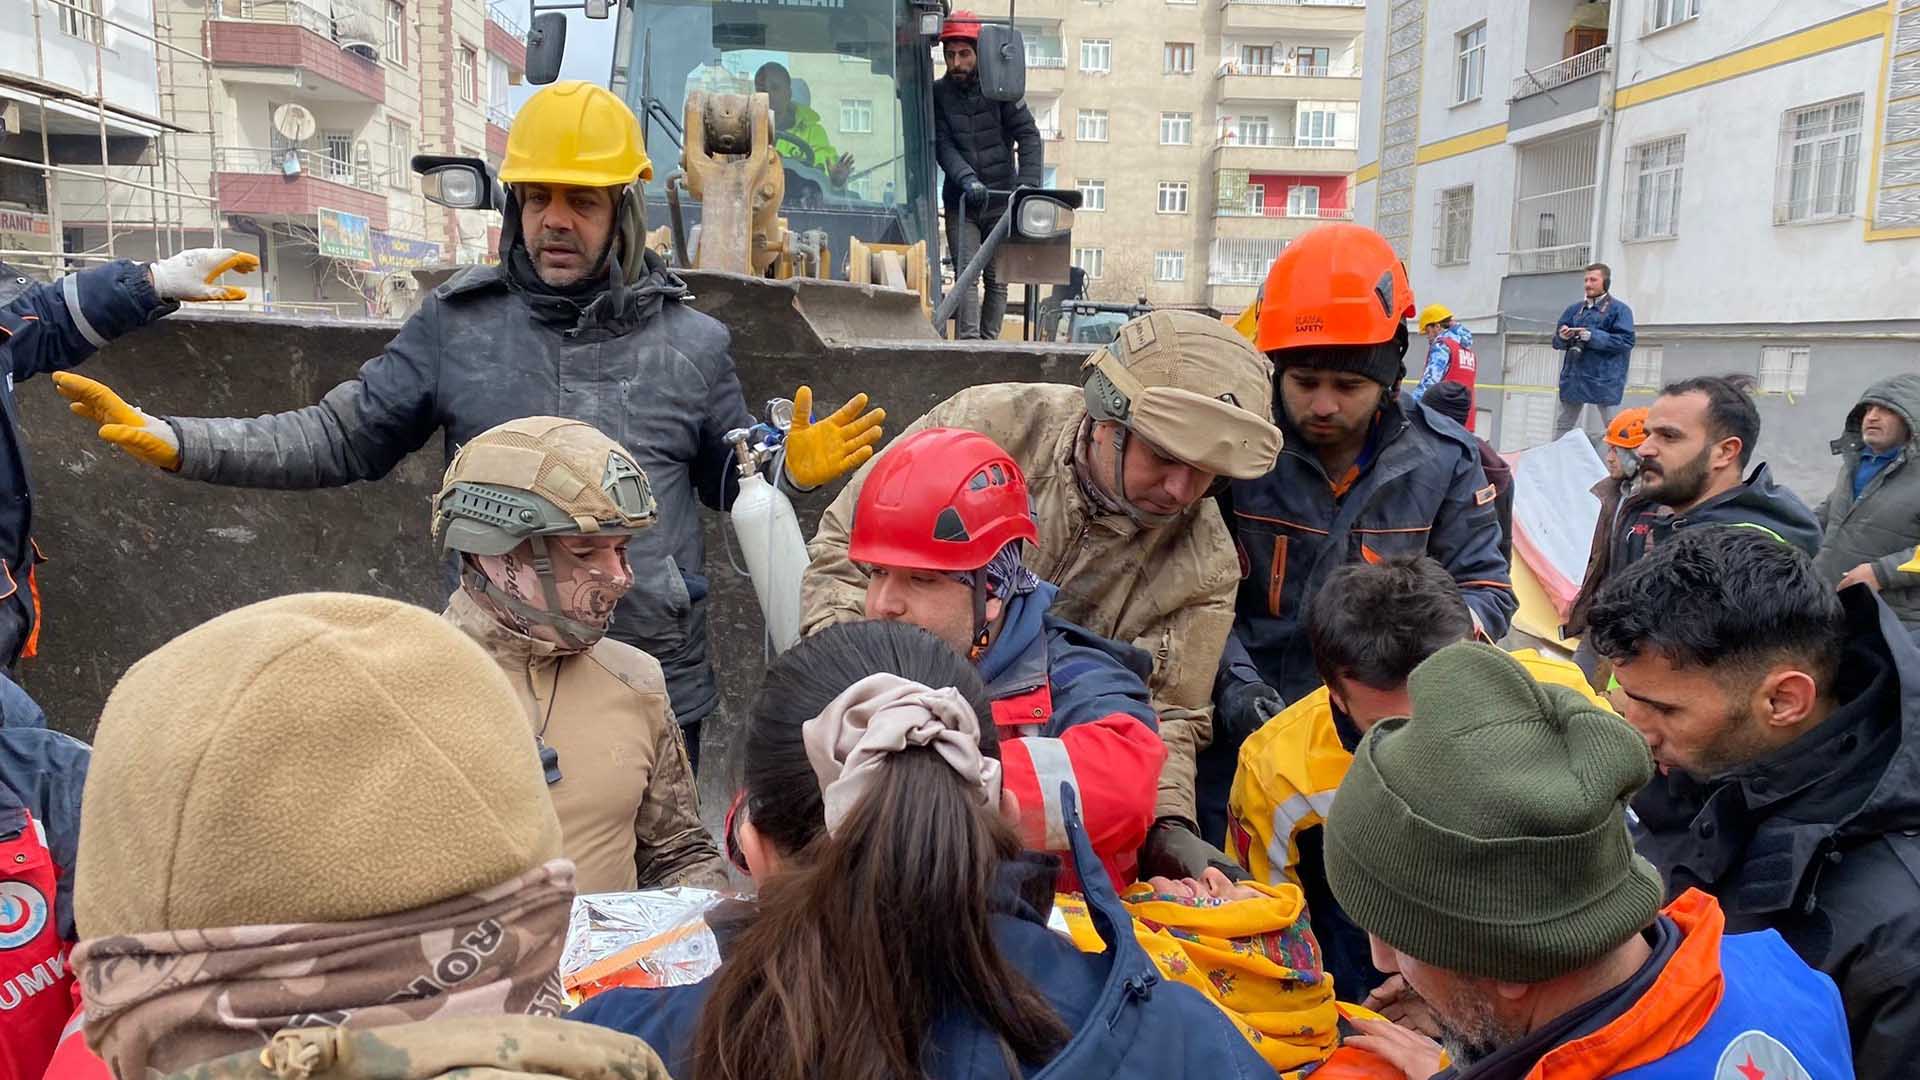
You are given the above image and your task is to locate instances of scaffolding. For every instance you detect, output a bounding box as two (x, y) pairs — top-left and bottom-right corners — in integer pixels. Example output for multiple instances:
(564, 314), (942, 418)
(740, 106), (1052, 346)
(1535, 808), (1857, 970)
(1, 0), (221, 276)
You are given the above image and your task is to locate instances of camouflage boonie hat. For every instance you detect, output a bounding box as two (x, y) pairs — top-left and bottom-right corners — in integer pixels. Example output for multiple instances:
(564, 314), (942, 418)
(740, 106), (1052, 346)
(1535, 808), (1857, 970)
(1082, 309), (1283, 480)
(433, 417), (656, 555)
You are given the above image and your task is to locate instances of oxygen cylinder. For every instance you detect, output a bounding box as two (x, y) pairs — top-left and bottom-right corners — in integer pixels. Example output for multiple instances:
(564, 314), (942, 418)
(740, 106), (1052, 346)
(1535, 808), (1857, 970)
(729, 448), (808, 653)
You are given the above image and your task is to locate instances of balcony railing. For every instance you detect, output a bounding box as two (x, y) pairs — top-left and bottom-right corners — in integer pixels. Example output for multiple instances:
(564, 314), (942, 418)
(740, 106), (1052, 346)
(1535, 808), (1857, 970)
(1510, 45), (1611, 102)
(214, 0), (339, 36)
(1215, 204), (1355, 220)
(1026, 53), (1067, 68)
(1215, 133), (1358, 151)
(486, 0), (528, 43)
(1221, 0), (1362, 6)
(216, 145), (382, 191)
(487, 103), (515, 129)
(1037, 126), (1063, 141)
(1217, 61), (1359, 78)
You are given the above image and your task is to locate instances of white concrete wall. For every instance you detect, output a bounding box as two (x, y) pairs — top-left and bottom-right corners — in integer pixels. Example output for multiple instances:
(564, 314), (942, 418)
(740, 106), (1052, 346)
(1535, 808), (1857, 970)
(5, 0), (162, 119)
(1599, 21), (1915, 327)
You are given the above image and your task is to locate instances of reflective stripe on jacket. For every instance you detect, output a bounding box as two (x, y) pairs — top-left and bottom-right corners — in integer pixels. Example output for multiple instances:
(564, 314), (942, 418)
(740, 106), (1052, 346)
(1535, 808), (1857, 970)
(982, 583), (1165, 888)
(805, 383), (1240, 826)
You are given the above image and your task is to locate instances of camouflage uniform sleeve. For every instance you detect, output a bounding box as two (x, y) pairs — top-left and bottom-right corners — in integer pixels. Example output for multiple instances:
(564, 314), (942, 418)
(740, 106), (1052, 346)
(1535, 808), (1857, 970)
(801, 398), (951, 635)
(633, 711), (730, 891)
(1142, 574), (1233, 825)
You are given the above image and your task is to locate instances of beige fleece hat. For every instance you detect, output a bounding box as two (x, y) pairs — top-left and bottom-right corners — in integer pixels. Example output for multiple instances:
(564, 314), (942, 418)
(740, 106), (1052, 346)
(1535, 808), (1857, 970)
(1083, 309), (1283, 479)
(76, 592), (564, 937)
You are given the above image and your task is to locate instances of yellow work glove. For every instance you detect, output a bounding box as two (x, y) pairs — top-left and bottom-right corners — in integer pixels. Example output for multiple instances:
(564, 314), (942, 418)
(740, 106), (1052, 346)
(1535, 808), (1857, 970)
(782, 385), (885, 489)
(149, 248), (259, 302)
(52, 372), (181, 471)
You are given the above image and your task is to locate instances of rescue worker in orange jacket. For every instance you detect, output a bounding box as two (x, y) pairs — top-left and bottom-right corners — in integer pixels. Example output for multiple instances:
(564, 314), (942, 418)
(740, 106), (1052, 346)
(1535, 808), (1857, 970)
(1324, 642), (1853, 1080)
(433, 417), (727, 894)
(1227, 557), (1607, 1002)
(845, 427), (1165, 887)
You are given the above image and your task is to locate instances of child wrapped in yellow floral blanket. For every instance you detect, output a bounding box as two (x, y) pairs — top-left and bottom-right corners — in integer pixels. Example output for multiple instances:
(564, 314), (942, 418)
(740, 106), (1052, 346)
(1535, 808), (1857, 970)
(1054, 869), (1340, 1077)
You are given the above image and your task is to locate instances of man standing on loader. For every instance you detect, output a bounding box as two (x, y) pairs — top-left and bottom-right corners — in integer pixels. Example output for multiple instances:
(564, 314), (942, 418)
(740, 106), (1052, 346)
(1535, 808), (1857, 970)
(52, 82), (885, 770)
(934, 10), (1043, 340)
(806, 309), (1283, 879)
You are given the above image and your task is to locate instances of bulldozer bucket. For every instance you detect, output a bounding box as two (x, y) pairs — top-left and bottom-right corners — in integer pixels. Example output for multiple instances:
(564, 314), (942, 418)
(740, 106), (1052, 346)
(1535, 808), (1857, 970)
(677, 269), (937, 361)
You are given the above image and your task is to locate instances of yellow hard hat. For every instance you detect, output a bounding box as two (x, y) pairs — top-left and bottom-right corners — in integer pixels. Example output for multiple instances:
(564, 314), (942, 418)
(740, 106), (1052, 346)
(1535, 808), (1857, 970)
(1417, 303), (1453, 331)
(500, 81), (653, 188)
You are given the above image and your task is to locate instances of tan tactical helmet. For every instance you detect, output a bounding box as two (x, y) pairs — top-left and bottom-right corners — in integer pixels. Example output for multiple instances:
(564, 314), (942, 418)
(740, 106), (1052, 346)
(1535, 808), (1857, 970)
(1082, 309), (1283, 481)
(432, 416), (656, 556)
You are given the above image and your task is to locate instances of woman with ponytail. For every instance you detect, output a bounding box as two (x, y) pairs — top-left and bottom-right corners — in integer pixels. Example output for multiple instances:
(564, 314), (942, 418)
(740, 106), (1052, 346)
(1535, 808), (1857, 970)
(570, 619), (1271, 1079)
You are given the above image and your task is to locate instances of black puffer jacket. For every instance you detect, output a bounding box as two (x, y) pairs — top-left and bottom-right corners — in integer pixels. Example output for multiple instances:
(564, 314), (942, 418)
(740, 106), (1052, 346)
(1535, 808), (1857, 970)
(1632, 587), (1920, 1079)
(932, 74), (1043, 211)
(167, 235), (752, 728)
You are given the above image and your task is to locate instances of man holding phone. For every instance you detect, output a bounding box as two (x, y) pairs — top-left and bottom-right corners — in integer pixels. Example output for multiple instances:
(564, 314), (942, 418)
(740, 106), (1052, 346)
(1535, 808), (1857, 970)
(1551, 262), (1636, 441)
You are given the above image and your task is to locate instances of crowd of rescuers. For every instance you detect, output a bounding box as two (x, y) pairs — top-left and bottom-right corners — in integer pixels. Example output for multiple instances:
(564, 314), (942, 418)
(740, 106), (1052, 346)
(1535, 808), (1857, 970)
(2, 80), (1912, 1080)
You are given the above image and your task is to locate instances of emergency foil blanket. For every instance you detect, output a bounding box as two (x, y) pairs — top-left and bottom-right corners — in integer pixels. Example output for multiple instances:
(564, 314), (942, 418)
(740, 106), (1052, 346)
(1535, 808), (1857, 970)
(558, 888), (734, 1004)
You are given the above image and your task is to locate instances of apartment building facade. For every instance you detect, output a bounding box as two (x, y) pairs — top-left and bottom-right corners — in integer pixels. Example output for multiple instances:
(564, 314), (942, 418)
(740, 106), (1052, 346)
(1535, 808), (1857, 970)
(1355, 0), (1920, 491)
(4, 0), (526, 317)
(938, 0), (1363, 309)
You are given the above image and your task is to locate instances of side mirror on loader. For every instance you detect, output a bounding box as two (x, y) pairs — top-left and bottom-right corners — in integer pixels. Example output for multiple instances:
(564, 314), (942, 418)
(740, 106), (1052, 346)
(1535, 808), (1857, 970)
(973, 22), (1026, 102)
(525, 11), (568, 85)
(413, 155), (504, 211)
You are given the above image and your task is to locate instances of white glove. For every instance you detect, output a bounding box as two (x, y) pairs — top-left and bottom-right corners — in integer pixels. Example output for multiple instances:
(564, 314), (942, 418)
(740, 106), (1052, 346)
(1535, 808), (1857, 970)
(1577, 328), (1593, 342)
(148, 248), (259, 302)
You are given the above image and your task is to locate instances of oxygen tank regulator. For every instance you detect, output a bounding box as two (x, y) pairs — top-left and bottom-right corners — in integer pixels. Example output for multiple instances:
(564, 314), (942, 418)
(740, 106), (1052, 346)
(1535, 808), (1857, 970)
(727, 400), (810, 655)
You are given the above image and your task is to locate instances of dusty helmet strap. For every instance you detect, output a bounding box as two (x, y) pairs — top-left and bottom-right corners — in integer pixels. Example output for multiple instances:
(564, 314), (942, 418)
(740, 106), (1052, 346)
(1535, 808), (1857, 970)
(469, 538), (606, 650)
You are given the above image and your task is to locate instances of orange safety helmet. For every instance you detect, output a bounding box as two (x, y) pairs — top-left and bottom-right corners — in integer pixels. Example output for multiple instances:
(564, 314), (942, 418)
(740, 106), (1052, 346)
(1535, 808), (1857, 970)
(1605, 407), (1650, 450)
(1254, 223), (1415, 354)
(941, 9), (981, 44)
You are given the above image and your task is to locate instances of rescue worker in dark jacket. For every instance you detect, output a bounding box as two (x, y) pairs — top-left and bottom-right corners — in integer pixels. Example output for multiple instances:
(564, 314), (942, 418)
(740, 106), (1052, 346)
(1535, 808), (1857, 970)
(0, 249), (255, 669)
(846, 428), (1165, 888)
(1589, 527), (1920, 1080)
(1203, 223), (1513, 845)
(933, 11), (1043, 339)
(52, 83), (884, 766)
(1813, 374), (1920, 630)
(1618, 374), (1821, 567)
(569, 620), (1273, 1080)
(0, 674), (89, 1080)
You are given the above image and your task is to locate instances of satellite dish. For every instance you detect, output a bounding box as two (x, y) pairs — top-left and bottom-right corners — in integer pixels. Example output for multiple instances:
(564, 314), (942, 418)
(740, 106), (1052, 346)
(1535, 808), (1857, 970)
(272, 103), (318, 143)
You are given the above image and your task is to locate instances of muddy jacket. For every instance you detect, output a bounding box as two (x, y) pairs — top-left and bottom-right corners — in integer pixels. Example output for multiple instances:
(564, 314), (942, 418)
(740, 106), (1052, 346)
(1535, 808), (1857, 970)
(445, 591), (726, 894)
(0, 260), (174, 666)
(1814, 374), (1920, 629)
(804, 383), (1239, 826)
(1620, 462), (1822, 566)
(167, 253), (752, 727)
(1633, 588), (1920, 1080)
(1437, 891), (1851, 1080)
(980, 581), (1164, 888)
(162, 1015), (669, 1080)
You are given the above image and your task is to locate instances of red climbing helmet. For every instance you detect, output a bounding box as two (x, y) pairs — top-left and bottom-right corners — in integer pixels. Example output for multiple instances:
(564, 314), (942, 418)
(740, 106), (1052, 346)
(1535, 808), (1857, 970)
(941, 9), (982, 45)
(848, 428), (1037, 572)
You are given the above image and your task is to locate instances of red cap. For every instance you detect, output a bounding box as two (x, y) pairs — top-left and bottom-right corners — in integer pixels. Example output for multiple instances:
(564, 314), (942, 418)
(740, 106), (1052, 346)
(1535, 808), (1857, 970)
(941, 10), (981, 44)
(848, 428), (1037, 572)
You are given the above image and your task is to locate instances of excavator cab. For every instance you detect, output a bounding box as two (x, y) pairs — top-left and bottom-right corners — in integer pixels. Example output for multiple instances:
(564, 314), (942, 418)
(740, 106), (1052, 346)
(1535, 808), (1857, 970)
(421, 0), (1077, 346)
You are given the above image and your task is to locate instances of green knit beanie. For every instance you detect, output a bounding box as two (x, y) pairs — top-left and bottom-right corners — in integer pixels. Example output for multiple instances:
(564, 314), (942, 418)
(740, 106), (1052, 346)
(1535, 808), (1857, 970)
(1324, 642), (1663, 984)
